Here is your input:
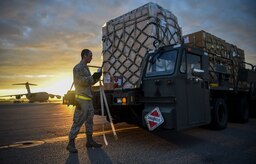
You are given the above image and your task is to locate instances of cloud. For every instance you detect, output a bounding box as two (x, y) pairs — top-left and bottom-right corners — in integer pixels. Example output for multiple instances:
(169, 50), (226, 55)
(0, 74), (55, 79)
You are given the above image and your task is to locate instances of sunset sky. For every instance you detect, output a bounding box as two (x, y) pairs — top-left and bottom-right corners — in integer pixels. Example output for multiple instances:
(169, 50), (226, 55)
(0, 0), (255, 97)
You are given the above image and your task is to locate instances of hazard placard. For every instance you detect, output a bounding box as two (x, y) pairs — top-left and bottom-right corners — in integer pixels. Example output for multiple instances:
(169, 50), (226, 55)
(144, 107), (164, 131)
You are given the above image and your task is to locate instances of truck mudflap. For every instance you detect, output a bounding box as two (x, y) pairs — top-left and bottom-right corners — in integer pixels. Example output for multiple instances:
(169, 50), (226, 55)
(142, 103), (176, 130)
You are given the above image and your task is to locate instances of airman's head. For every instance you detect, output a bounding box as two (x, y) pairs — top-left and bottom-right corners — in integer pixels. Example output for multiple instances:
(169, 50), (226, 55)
(81, 49), (92, 64)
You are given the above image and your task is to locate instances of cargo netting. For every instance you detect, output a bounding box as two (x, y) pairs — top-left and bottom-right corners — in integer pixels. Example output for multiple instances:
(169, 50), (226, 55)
(102, 2), (182, 89)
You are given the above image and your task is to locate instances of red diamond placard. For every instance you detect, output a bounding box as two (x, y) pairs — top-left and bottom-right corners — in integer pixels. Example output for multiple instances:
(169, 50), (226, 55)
(144, 107), (164, 131)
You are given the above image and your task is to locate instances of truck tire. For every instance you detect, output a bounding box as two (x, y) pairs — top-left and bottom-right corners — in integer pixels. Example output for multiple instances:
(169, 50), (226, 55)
(235, 98), (249, 123)
(210, 98), (228, 130)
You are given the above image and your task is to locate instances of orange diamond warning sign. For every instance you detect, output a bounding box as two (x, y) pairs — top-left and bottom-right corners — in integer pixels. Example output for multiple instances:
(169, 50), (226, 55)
(144, 107), (164, 131)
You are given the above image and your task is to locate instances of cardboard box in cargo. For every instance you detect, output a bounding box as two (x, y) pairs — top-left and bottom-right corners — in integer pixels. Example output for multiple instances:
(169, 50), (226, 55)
(183, 30), (245, 60)
(184, 30), (227, 57)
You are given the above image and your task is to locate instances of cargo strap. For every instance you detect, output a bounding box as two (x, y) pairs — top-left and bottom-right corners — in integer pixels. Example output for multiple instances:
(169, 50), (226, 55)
(75, 95), (92, 101)
(99, 80), (118, 145)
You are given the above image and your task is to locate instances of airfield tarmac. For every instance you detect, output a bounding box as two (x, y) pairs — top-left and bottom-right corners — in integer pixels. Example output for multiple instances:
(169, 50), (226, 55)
(0, 102), (255, 164)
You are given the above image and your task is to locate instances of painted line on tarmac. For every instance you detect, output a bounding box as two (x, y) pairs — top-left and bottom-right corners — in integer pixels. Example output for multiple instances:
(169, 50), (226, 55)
(0, 126), (139, 149)
(44, 126), (139, 143)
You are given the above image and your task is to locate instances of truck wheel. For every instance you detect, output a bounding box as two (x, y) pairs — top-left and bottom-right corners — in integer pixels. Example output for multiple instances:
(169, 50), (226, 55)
(235, 98), (249, 123)
(210, 98), (228, 130)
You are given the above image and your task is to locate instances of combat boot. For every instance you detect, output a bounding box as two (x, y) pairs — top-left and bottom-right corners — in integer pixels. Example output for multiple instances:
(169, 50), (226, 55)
(66, 139), (78, 153)
(86, 134), (102, 148)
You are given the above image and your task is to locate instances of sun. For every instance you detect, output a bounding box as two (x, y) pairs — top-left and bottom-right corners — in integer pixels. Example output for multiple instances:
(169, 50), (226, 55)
(42, 74), (74, 96)
(38, 66), (102, 97)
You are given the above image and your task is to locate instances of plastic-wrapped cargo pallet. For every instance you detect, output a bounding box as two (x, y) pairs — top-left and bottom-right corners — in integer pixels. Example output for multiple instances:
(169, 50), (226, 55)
(183, 30), (246, 89)
(102, 2), (182, 90)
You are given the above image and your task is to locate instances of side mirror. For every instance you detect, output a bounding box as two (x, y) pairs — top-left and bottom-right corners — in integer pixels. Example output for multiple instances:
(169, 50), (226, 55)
(192, 68), (205, 79)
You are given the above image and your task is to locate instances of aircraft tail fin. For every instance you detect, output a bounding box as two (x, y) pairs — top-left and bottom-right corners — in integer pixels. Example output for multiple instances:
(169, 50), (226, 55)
(12, 82), (37, 94)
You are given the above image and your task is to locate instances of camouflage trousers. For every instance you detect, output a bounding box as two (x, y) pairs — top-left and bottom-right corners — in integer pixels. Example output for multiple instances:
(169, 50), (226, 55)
(68, 99), (94, 140)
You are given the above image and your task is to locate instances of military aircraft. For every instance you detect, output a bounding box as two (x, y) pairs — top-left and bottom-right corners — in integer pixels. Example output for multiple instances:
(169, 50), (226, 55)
(1, 82), (61, 102)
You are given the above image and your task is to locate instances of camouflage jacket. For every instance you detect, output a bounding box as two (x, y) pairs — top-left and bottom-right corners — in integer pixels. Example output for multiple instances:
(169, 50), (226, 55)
(73, 61), (96, 98)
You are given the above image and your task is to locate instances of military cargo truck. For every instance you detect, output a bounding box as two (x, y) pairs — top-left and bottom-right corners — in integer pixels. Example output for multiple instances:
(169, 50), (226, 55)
(92, 2), (256, 131)
(96, 41), (256, 130)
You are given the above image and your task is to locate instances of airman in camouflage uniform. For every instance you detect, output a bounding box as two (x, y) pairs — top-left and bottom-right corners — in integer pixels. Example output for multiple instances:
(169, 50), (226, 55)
(67, 49), (102, 153)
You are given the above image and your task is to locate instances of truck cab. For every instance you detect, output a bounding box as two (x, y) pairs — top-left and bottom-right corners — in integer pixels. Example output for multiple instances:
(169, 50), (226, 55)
(140, 44), (211, 130)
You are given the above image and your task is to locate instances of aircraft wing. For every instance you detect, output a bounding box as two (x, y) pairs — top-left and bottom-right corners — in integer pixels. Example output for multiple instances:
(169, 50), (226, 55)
(0, 93), (27, 99)
(49, 94), (62, 99)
